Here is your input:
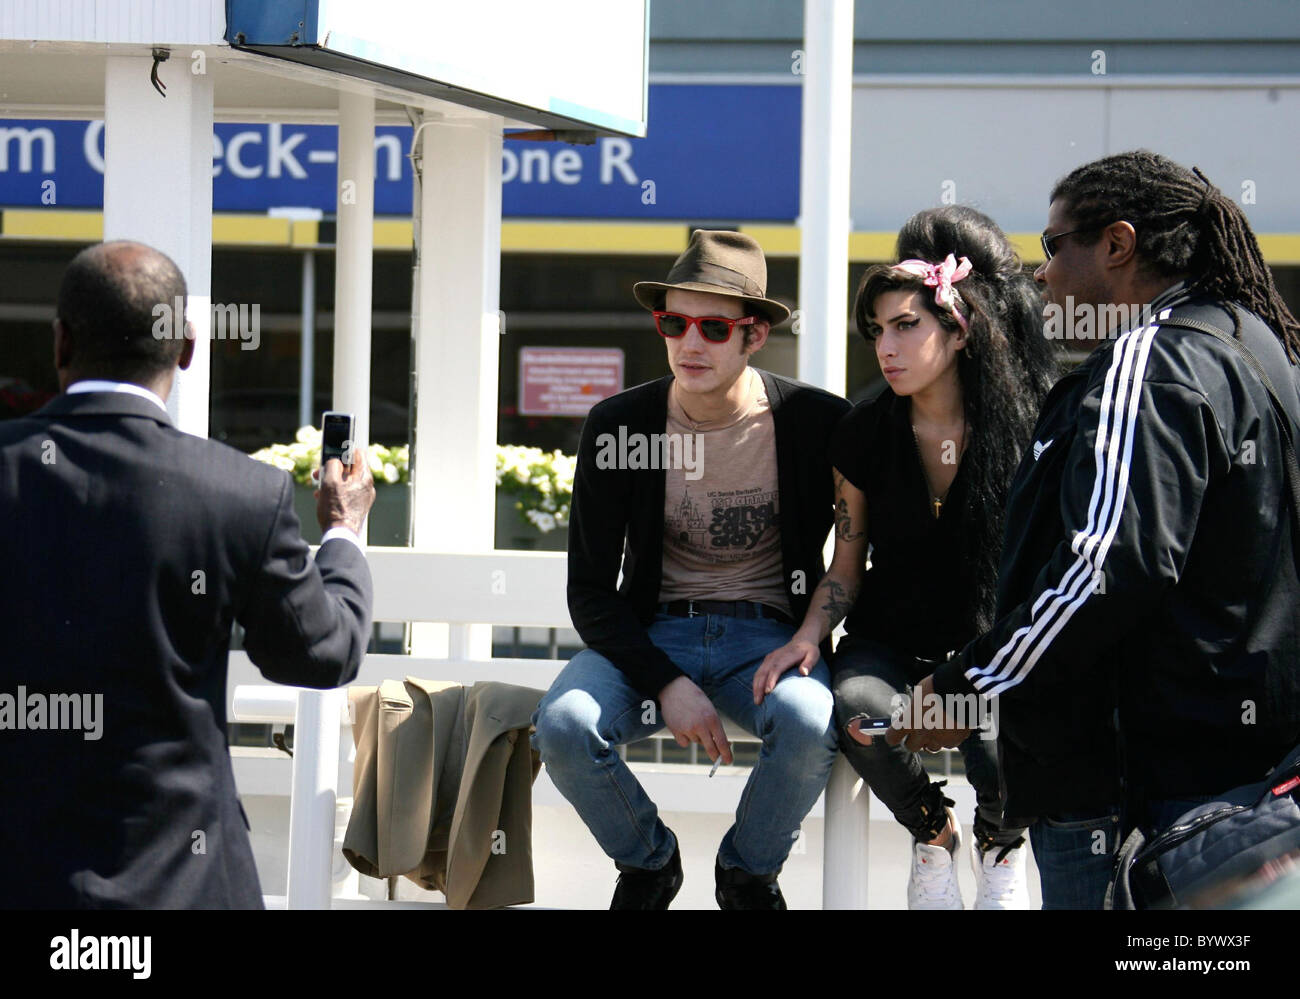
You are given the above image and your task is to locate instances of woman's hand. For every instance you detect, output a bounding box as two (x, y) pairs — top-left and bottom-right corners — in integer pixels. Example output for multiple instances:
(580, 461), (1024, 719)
(752, 638), (820, 704)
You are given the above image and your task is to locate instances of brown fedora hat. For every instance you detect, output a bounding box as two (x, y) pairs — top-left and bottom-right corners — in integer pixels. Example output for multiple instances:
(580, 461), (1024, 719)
(633, 229), (791, 325)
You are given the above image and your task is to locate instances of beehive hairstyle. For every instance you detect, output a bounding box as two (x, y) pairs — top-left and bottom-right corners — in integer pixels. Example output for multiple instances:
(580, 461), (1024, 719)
(854, 205), (1061, 634)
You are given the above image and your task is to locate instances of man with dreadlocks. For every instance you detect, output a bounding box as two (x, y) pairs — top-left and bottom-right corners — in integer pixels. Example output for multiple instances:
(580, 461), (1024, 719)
(887, 150), (1300, 909)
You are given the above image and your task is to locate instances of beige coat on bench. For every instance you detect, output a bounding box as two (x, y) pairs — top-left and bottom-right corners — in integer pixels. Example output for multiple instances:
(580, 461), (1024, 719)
(343, 679), (544, 909)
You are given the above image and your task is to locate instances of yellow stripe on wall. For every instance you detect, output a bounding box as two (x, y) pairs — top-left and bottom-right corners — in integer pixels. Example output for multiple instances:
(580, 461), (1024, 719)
(848, 232), (898, 262)
(211, 215), (293, 245)
(373, 219), (412, 249)
(2, 210), (315, 248)
(502, 221), (688, 254)
(4, 212), (1300, 265)
(289, 219), (319, 247)
(1007, 233), (1046, 264)
(740, 225), (801, 256)
(1258, 234), (1300, 265)
(2, 210), (103, 240)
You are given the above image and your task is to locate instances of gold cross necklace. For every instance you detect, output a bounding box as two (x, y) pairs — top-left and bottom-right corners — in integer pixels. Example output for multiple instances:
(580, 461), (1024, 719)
(911, 420), (967, 520)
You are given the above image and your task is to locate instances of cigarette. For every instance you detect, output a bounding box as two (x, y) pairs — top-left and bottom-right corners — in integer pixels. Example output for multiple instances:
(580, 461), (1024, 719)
(709, 756), (723, 777)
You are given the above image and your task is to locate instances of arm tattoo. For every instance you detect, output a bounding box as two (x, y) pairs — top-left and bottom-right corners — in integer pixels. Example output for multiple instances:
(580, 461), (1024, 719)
(818, 577), (859, 625)
(833, 470), (864, 542)
(835, 498), (864, 541)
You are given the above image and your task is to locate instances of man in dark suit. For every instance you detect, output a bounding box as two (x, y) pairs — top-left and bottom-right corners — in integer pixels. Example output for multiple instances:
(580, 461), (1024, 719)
(0, 240), (376, 908)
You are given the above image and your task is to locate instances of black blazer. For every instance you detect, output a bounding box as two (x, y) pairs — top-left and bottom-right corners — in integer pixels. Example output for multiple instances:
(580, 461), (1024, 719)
(0, 391), (373, 909)
(567, 367), (850, 698)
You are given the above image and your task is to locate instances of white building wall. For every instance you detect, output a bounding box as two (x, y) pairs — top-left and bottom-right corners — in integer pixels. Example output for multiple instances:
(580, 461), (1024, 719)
(850, 81), (1300, 233)
(0, 0), (226, 44)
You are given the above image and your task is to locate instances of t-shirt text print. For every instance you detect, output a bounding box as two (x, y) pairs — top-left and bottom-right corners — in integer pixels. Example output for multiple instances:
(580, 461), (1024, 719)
(659, 370), (789, 615)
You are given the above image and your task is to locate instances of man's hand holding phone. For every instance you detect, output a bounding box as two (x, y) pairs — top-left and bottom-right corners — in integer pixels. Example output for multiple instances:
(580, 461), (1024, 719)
(315, 448), (375, 535)
(314, 412), (375, 534)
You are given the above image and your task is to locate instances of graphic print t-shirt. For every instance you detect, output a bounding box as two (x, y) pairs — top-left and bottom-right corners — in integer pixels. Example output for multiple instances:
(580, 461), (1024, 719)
(658, 370), (790, 615)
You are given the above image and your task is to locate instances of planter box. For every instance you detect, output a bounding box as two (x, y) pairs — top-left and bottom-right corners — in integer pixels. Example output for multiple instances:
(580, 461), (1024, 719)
(293, 483), (410, 547)
(495, 491), (568, 552)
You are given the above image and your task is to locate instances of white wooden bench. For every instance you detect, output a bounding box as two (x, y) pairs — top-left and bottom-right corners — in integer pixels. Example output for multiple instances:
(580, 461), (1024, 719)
(230, 547), (876, 908)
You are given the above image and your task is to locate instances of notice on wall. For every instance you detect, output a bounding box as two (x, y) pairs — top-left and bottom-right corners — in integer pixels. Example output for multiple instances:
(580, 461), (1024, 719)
(519, 347), (624, 416)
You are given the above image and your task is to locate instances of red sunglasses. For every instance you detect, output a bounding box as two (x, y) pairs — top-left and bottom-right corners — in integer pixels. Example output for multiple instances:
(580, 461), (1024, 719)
(653, 310), (756, 344)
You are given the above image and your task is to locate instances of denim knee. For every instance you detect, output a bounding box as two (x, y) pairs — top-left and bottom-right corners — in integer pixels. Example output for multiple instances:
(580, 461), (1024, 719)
(762, 677), (837, 757)
(530, 687), (607, 766)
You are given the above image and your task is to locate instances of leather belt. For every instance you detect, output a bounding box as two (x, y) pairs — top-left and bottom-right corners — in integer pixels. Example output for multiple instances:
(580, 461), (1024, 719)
(660, 599), (795, 627)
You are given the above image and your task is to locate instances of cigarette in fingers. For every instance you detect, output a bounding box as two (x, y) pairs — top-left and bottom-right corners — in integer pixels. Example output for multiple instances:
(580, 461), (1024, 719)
(709, 755), (723, 777)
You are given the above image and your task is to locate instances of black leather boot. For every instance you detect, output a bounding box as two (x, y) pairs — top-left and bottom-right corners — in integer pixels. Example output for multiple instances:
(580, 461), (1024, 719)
(610, 840), (683, 910)
(714, 859), (787, 910)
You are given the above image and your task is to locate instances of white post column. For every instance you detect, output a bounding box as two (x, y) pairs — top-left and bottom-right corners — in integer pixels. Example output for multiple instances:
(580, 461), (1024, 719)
(799, 0), (863, 908)
(823, 755), (872, 909)
(285, 688), (343, 909)
(409, 114), (503, 660)
(332, 90), (375, 478)
(103, 53), (214, 437)
(284, 91), (375, 909)
(796, 0), (853, 396)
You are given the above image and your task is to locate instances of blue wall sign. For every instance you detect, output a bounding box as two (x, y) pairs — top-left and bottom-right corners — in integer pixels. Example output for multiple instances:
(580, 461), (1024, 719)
(0, 85), (799, 221)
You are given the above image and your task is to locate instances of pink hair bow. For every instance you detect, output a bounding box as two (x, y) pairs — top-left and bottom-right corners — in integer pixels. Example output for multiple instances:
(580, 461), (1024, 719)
(892, 254), (973, 331)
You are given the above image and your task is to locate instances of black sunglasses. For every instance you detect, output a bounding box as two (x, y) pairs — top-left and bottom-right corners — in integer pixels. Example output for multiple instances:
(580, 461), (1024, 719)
(1041, 225), (1106, 261)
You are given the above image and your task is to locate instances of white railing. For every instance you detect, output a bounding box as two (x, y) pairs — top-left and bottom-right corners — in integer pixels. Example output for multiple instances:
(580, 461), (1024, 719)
(230, 547), (877, 908)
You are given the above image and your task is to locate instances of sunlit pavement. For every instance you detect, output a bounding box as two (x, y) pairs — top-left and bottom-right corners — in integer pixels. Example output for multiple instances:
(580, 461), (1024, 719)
(374, 772), (1044, 910)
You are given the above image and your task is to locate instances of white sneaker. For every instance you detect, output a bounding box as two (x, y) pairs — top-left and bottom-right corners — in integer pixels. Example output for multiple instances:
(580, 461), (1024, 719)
(907, 811), (963, 910)
(971, 836), (1030, 910)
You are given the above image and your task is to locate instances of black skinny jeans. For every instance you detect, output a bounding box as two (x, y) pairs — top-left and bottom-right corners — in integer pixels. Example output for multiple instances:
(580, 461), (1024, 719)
(833, 636), (1025, 848)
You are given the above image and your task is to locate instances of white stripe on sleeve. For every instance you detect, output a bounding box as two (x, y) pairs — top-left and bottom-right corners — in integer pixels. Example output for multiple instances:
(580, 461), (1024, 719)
(968, 316), (1166, 697)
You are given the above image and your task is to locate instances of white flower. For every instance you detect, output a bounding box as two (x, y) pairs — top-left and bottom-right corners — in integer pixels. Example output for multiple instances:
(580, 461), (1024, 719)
(525, 509), (558, 533)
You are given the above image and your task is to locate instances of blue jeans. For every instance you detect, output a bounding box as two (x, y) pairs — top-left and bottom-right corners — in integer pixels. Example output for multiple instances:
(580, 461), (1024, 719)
(1030, 796), (1225, 909)
(1029, 808), (1121, 909)
(531, 613), (838, 876)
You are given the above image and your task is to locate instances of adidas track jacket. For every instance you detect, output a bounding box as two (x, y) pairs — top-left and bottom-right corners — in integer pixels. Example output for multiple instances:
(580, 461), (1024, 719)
(932, 287), (1300, 820)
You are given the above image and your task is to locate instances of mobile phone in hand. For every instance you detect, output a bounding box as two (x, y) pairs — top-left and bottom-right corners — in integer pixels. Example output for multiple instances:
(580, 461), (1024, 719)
(320, 411), (355, 467)
(846, 714), (893, 735)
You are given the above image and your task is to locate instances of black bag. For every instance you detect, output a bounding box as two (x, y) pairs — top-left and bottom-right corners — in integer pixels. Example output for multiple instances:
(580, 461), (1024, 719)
(1106, 745), (1300, 909)
(1106, 313), (1300, 910)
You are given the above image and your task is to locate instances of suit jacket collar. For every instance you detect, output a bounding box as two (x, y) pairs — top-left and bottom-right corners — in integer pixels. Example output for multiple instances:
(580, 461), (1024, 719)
(34, 390), (174, 427)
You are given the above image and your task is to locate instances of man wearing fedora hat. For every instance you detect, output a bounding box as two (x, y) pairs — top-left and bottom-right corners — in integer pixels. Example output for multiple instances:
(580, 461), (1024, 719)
(532, 230), (850, 908)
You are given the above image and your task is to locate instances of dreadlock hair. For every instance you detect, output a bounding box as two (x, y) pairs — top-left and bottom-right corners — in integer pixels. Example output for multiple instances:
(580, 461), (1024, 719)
(853, 205), (1060, 634)
(1050, 150), (1300, 362)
